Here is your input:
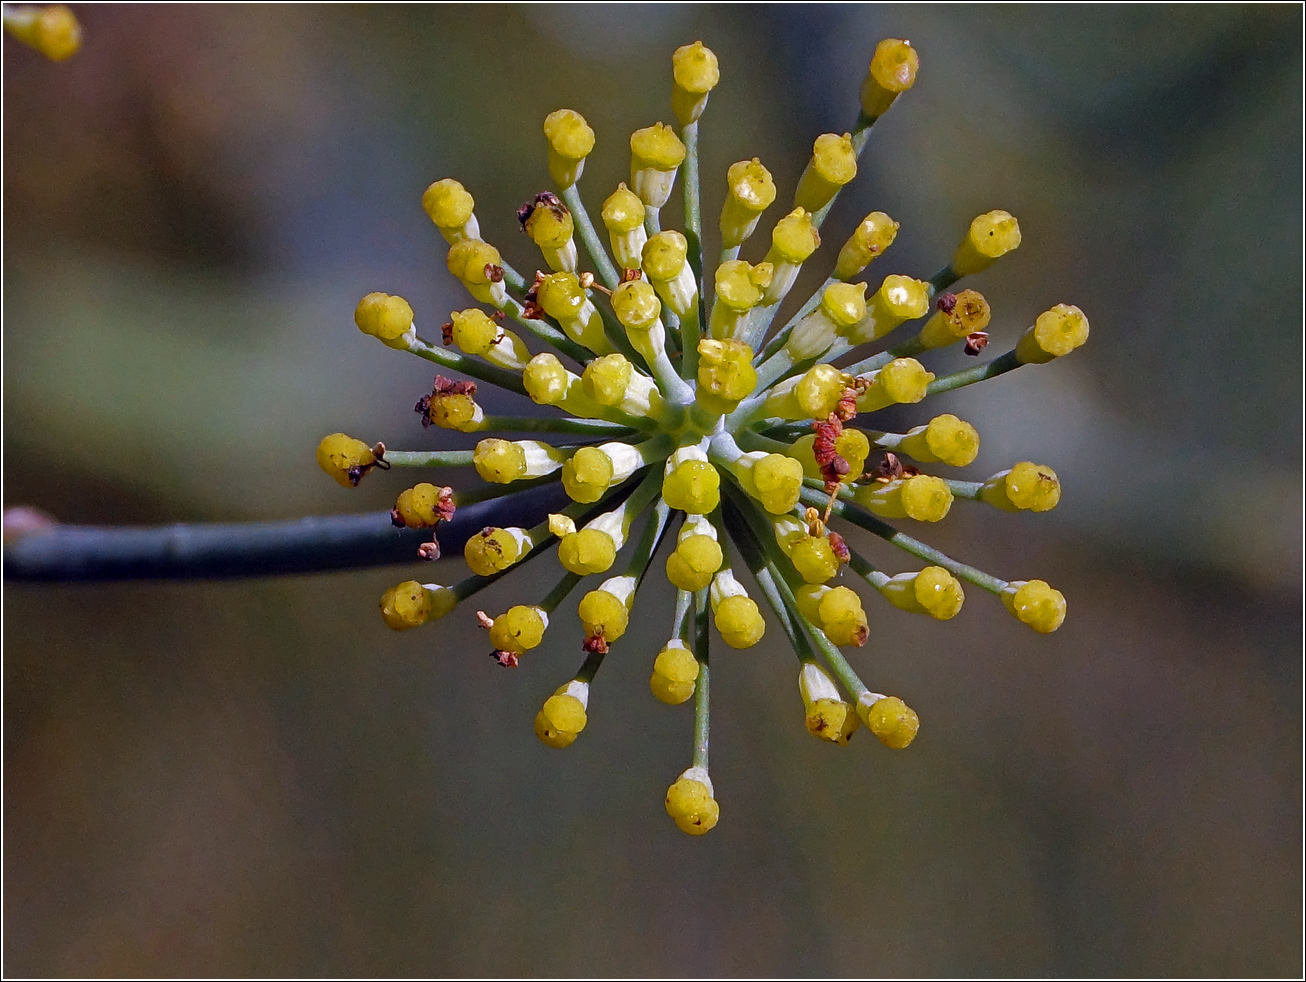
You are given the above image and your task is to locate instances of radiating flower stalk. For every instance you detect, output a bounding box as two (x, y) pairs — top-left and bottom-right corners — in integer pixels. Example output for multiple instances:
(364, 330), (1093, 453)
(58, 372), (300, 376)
(320, 38), (1088, 835)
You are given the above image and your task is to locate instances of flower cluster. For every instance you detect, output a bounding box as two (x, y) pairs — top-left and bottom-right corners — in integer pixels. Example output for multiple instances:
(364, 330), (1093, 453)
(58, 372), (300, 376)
(2, 4), (81, 61)
(319, 39), (1088, 835)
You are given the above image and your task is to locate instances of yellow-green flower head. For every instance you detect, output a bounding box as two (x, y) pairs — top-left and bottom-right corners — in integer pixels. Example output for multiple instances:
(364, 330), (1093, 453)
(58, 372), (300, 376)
(447, 309), (531, 370)
(557, 527), (617, 576)
(780, 528), (842, 585)
(856, 474), (954, 522)
(316, 433), (376, 488)
(794, 133), (858, 214)
(799, 664), (861, 744)
(392, 483), (454, 529)
(665, 768), (719, 835)
(465, 526), (532, 576)
(710, 570), (766, 648)
(3, 3), (81, 61)
(952, 209), (1022, 276)
(980, 462), (1062, 512)
(562, 447), (614, 504)
(918, 289), (992, 349)
(424, 386), (483, 432)
(488, 605), (548, 654)
(473, 439), (566, 484)
(860, 39), (919, 119)
(737, 452), (805, 514)
(858, 694), (920, 749)
(856, 357), (935, 412)
(650, 640), (700, 705)
(446, 238), (506, 305)
(710, 260), (774, 339)
(543, 109), (596, 188)
(789, 428), (870, 485)
(1002, 579), (1066, 633)
(696, 338), (758, 414)
(849, 274), (931, 344)
(785, 281), (867, 361)
(720, 158), (777, 248)
(380, 580), (432, 631)
(422, 179), (479, 243)
(354, 292), (415, 349)
(522, 353), (571, 406)
(662, 448), (721, 515)
(642, 231), (697, 318)
(630, 122), (687, 208)
(601, 183), (647, 269)
(881, 566), (965, 620)
(796, 585), (870, 647)
(611, 279), (662, 332)
(1016, 304), (1090, 364)
(535, 682), (589, 748)
(521, 192), (577, 273)
(895, 414), (981, 467)
(671, 40), (720, 124)
(665, 515), (724, 591)
(579, 580), (634, 642)
(716, 259), (773, 311)
(834, 211), (899, 280)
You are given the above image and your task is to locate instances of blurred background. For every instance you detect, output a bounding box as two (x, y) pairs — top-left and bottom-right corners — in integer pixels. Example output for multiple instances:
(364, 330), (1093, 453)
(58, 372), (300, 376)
(4, 4), (1301, 976)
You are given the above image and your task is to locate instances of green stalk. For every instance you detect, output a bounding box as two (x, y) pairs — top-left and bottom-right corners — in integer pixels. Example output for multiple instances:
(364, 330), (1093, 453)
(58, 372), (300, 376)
(405, 335), (528, 396)
(926, 349), (1022, 396)
(690, 586), (710, 771)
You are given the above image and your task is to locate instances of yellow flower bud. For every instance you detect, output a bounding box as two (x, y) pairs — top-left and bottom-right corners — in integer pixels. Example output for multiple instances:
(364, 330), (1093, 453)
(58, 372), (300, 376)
(806, 698), (861, 744)
(744, 453), (805, 514)
(696, 338), (757, 414)
(881, 566), (965, 620)
(488, 605), (548, 654)
(581, 353), (633, 406)
(835, 211), (899, 280)
(557, 529), (617, 575)
(788, 428), (870, 485)
(817, 585), (869, 647)
(4, 4), (81, 61)
(859, 695), (920, 749)
(860, 39), (919, 119)
(856, 357), (934, 412)
(720, 158), (777, 248)
(522, 353), (571, 406)
(917, 289), (992, 349)
(786, 535), (841, 584)
(630, 122), (687, 208)
(798, 364), (853, 418)
(472, 438), (526, 484)
(895, 414), (980, 467)
(714, 259), (772, 311)
(354, 292), (415, 349)
(422, 179), (478, 243)
(714, 595), (765, 648)
(786, 282), (867, 361)
(672, 40), (720, 124)
(849, 274), (931, 344)
(856, 474), (953, 522)
(543, 109), (595, 188)
(641, 230), (689, 280)
(316, 433), (376, 488)
(423, 387), (483, 432)
(662, 460), (721, 515)
(380, 581), (432, 632)
(535, 687), (588, 748)
(464, 527), (527, 576)
(651, 641), (700, 704)
(611, 279), (661, 331)
(1016, 304), (1089, 364)
(665, 772), (719, 835)
(578, 588), (631, 642)
(446, 239), (504, 304)
(952, 209), (1021, 276)
(794, 133), (857, 214)
(561, 447), (615, 504)
(665, 534), (723, 591)
(601, 183), (648, 269)
(392, 483), (453, 528)
(1002, 579), (1066, 633)
(980, 462), (1062, 513)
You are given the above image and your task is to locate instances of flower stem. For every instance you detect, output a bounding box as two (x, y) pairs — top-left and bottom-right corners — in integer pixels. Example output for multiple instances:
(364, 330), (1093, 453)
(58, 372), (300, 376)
(2, 482), (569, 582)
(382, 449), (476, 467)
(690, 586), (710, 771)
(479, 416), (639, 437)
(926, 349), (1022, 396)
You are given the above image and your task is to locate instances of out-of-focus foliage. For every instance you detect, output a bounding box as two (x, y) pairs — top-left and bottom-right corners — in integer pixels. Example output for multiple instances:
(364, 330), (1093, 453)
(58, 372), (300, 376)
(4, 6), (1299, 976)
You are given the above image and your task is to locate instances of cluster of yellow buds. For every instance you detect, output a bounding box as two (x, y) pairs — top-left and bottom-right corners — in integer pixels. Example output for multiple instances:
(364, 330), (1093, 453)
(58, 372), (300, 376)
(319, 37), (1088, 835)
